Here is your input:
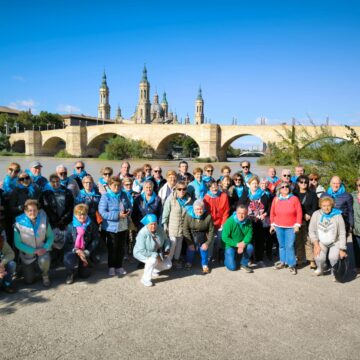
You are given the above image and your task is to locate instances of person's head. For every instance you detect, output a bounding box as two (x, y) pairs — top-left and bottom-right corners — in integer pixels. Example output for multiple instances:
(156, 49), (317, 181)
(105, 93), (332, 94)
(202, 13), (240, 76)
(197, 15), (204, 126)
(175, 181), (187, 199)
(208, 180), (219, 194)
(221, 166), (231, 177)
(259, 178), (269, 191)
(267, 167), (276, 177)
(193, 199), (205, 217)
(74, 203), (89, 223)
(297, 175), (309, 192)
(278, 182), (290, 196)
(153, 166), (162, 179)
(49, 174), (61, 189)
(221, 175), (231, 190)
(178, 161), (189, 174)
(166, 170), (177, 188)
(236, 204), (248, 221)
(134, 168), (145, 181)
(18, 172), (32, 187)
(309, 173), (320, 187)
(8, 162), (20, 178)
(122, 177), (133, 191)
(232, 172), (244, 187)
(30, 161), (42, 176)
(319, 196), (334, 214)
(56, 165), (68, 180)
(74, 161), (85, 174)
(295, 166), (305, 177)
(356, 178), (360, 193)
(24, 199), (39, 220)
(141, 214), (158, 233)
(143, 163), (152, 176)
(82, 175), (94, 192)
(281, 169), (292, 183)
(248, 176), (260, 192)
(101, 166), (113, 181)
(204, 164), (214, 177)
(241, 161), (250, 174)
(193, 167), (203, 181)
(120, 161), (130, 175)
(109, 176), (122, 193)
(143, 180), (154, 195)
(330, 176), (342, 192)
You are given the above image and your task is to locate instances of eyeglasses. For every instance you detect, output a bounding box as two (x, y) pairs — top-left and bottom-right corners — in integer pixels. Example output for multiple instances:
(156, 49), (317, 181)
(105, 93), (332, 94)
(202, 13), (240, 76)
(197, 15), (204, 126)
(145, 168), (152, 171)
(154, 170), (161, 173)
(299, 181), (308, 184)
(177, 188), (186, 191)
(9, 168), (20, 173)
(283, 174), (291, 177)
(234, 178), (242, 181)
(19, 177), (30, 182)
(51, 180), (60, 184)
(242, 166), (249, 169)
(59, 172), (67, 176)
(76, 166), (84, 170)
(124, 183), (132, 186)
(103, 173), (112, 176)
(309, 178), (318, 181)
(280, 185), (290, 189)
(205, 169), (213, 173)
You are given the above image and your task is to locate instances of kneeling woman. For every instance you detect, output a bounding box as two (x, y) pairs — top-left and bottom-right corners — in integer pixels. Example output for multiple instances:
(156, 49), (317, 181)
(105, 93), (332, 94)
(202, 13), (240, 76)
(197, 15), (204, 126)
(63, 204), (100, 284)
(309, 196), (347, 278)
(222, 204), (254, 273)
(133, 214), (172, 287)
(183, 199), (214, 273)
(14, 199), (54, 287)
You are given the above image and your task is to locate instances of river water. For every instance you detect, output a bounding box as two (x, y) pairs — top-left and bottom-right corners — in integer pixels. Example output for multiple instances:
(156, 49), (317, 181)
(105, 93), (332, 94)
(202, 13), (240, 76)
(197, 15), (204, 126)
(0, 156), (269, 180)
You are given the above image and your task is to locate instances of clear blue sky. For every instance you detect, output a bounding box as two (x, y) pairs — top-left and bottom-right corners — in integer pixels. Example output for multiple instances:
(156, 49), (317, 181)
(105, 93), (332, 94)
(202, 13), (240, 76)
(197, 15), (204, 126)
(1, 0), (360, 132)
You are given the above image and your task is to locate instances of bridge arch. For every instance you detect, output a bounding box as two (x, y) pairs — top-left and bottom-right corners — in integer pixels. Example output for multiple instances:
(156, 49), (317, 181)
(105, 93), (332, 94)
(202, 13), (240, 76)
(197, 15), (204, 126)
(87, 132), (120, 157)
(42, 136), (66, 156)
(11, 140), (25, 153)
(300, 135), (349, 150)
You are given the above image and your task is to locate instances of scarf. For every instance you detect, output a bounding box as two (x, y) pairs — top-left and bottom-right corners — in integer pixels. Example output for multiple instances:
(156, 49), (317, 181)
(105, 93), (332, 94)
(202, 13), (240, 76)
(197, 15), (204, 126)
(107, 189), (122, 200)
(123, 189), (134, 206)
(266, 176), (279, 184)
(187, 206), (206, 219)
(206, 190), (222, 199)
(278, 194), (294, 201)
(320, 208), (342, 223)
(248, 188), (264, 201)
(16, 182), (35, 197)
(16, 212), (42, 237)
(72, 215), (91, 250)
(177, 197), (189, 209)
(190, 179), (207, 199)
(234, 185), (245, 198)
(43, 182), (64, 193)
(133, 179), (143, 191)
(3, 175), (17, 194)
(73, 169), (87, 180)
(141, 191), (156, 206)
(25, 169), (41, 183)
(291, 176), (298, 183)
(80, 188), (99, 197)
(327, 184), (346, 199)
(232, 211), (249, 225)
(244, 172), (253, 183)
(202, 175), (213, 183)
(60, 178), (70, 187)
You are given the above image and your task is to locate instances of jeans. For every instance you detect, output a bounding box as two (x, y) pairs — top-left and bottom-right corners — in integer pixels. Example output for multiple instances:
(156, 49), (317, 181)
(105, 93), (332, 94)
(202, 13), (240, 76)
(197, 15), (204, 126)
(186, 242), (208, 267)
(22, 253), (51, 284)
(275, 226), (296, 267)
(63, 251), (91, 278)
(0, 261), (16, 286)
(224, 244), (254, 271)
(353, 234), (360, 268)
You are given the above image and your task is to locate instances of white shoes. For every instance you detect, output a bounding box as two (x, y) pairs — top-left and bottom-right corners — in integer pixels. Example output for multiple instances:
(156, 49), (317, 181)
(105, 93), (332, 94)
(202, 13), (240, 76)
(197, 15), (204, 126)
(116, 267), (127, 275)
(314, 268), (323, 276)
(141, 278), (153, 287)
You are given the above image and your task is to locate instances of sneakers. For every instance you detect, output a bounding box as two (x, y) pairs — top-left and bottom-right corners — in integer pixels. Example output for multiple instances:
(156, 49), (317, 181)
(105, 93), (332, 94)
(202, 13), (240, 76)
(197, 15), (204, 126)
(314, 268), (323, 276)
(141, 278), (153, 287)
(310, 261), (317, 269)
(42, 275), (51, 287)
(66, 272), (74, 285)
(241, 265), (254, 273)
(108, 267), (116, 276)
(152, 271), (160, 278)
(273, 261), (285, 270)
(115, 267), (127, 276)
(202, 266), (210, 274)
(289, 267), (297, 275)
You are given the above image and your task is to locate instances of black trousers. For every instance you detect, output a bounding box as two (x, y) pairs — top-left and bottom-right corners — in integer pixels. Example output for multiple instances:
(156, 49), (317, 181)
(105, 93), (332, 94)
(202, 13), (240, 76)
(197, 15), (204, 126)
(252, 221), (265, 262)
(106, 230), (128, 268)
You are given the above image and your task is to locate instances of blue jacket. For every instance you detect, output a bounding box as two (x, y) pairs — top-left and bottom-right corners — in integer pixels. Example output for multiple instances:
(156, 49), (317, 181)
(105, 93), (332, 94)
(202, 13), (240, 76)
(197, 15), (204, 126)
(98, 192), (131, 233)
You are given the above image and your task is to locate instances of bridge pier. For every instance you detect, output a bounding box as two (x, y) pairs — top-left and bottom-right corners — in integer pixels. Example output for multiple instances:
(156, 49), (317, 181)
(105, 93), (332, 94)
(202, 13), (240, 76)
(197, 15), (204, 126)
(197, 124), (220, 160)
(24, 130), (42, 156)
(65, 126), (87, 157)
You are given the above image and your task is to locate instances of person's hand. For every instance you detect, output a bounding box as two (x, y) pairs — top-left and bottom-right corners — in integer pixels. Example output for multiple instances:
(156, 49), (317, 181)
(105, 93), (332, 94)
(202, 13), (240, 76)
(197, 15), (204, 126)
(237, 242), (245, 254)
(260, 213), (267, 221)
(0, 264), (7, 279)
(164, 250), (170, 257)
(269, 226), (276, 234)
(35, 248), (47, 256)
(119, 210), (130, 219)
(188, 245), (195, 251)
(305, 214), (311, 221)
(339, 249), (347, 259)
(313, 241), (321, 258)
(294, 226), (300, 233)
(201, 243), (208, 251)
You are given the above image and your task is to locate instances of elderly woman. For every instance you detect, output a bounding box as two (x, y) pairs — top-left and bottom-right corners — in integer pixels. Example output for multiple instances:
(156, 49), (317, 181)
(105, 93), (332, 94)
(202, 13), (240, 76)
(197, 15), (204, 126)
(187, 167), (207, 200)
(203, 164), (215, 186)
(183, 199), (215, 273)
(270, 182), (302, 275)
(308, 173), (325, 198)
(133, 214), (171, 287)
(132, 168), (145, 193)
(14, 199), (54, 287)
(158, 170), (177, 205)
(228, 173), (248, 212)
(75, 175), (101, 223)
(309, 196), (347, 278)
(162, 181), (193, 268)
(98, 176), (131, 276)
(63, 204), (100, 284)
(98, 166), (113, 195)
(218, 165), (231, 182)
(132, 180), (162, 229)
(352, 178), (360, 275)
(3, 162), (21, 195)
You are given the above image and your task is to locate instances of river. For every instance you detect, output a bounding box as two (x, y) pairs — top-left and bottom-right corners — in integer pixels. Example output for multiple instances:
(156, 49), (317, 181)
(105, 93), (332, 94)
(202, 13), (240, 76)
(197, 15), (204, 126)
(0, 156), (269, 180)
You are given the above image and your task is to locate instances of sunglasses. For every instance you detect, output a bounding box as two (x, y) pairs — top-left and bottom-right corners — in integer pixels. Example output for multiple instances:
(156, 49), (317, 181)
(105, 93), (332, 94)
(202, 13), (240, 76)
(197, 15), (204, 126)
(9, 168), (20, 173)
(103, 173), (112, 176)
(205, 169), (213, 172)
(59, 172), (67, 176)
(299, 181), (308, 184)
(177, 188), (186, 191)
(154, 170), (161, 173)
(242, 166), (249, 169)
(234, 178), (242, 181)
(19, 176), (30, 181)
(280, 185), (290, 189)
(145, 168), (152, 171)
(76, 166), (84, 170)
(283, 174), (291, 177)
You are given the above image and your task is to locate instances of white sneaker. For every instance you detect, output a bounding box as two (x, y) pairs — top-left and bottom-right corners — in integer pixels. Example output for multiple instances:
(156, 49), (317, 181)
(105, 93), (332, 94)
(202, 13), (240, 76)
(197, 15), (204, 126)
(108, 267), (116, 276)
(141, 278), (153, 287)
(314, 268), (323, 276)
(152, 272), (160, 278)
(115, 267), (127, 275)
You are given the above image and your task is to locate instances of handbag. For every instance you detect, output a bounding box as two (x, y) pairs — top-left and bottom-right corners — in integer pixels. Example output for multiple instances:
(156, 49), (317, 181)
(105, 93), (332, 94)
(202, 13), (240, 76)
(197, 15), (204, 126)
(333, 256), (349, 283)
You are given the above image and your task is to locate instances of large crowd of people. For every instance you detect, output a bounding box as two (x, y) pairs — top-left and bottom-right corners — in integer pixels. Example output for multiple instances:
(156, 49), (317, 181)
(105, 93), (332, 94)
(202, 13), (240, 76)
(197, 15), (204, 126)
(0, 159), (359, 291)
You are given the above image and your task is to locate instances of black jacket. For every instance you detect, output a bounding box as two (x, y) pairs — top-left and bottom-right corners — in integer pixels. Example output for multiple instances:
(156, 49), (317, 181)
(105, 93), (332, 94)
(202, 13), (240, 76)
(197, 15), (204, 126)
(294, 189), (319, 222)
(9, 185), (42, 220)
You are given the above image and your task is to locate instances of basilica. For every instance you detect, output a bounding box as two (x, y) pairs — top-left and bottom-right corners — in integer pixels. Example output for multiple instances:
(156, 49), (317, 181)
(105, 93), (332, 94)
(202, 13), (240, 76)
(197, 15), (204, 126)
(97, 66), (205, 125)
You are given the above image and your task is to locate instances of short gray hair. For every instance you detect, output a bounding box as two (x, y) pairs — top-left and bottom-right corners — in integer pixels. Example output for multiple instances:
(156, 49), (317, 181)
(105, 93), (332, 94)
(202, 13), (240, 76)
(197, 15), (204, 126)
(193, 199), (205, 209)
(56, 164), (67, 172)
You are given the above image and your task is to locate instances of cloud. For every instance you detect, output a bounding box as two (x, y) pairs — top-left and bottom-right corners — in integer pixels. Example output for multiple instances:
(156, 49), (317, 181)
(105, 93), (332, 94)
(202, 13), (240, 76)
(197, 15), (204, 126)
(12, 75), (25, 82)
(8, 99), (37, 113)
(57, 104), (81, 113)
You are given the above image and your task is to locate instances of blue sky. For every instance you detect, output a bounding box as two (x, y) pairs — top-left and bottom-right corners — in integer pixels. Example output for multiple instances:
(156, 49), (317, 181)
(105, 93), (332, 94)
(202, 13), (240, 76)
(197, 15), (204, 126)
(1, 0), (359, 147)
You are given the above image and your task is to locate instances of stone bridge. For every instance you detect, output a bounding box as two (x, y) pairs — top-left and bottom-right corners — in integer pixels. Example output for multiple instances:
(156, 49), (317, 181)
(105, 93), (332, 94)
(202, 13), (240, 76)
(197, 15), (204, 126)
(9, 123), (358, 161)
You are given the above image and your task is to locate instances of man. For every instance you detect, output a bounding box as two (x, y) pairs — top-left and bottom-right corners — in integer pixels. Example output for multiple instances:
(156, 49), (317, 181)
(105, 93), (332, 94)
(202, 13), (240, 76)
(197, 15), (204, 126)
(267, 167), (281, 194)
(291, 166), (305, 183)
(118, 161), (133, 180)
(70, 161), (90, 190)
(26, 161), (48, 190)
(56, 164), (79, 198)
(222, 204), (254, 273)
(177, 160), (194, 183)
(240, 161), (255, 185)
(280, 169), (296, 192)
(152, 166), (166, 193)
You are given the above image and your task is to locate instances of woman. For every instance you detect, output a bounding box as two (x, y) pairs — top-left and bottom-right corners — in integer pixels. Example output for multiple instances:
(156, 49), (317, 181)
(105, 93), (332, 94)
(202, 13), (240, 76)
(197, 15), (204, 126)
(246, 176), (270, 267)
(270, 182), (302, 275)
(63, 204), (100, 284)
(133, 214), (171, 287)
(220, 175), (232, 196)
(98, 176), (131, 276)
(14, 199), (54, 286)
(187, 168), (207, 200)
(228, 173), (248, 212)
(309, 196), (347, 279)
(132, 180), (162, 229)
(132, 168), (145, 193)
(75, 175), (101, 223)
(203, 164), (215, 186)
(217, 165), (231, 183)
(352, 178), (360, 275)
(183, 199), (214, 273)
(293, 175), (318, 268)
(98, 167), (113, 195)
(3, 162), (21, 195)
(162, 181), (193, 268)
(158, 170), (177, 205)
(308, 173), (325, 198)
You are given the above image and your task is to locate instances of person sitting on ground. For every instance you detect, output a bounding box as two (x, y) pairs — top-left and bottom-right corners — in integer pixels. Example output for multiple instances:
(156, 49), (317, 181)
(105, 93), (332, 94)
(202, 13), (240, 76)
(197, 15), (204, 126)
(222, 204), (254, 273)
(2, 162), (21, 196)
(26, 161), (48, 190)
(309, 196), (347, 279)
(187, 167), (207, 200)
(98, 166), (113, 195)
(158, 170), (177, 205)
(70, 161), (91, 190)
(177, 160), (194, 183)
(183, 199), (214, 273)
(133, 214), (172, 287)
(56, 164), (80, 199)
(0, 232), (16, 293)
(63, 204), (100, 285)
(14, 199), (54, 287)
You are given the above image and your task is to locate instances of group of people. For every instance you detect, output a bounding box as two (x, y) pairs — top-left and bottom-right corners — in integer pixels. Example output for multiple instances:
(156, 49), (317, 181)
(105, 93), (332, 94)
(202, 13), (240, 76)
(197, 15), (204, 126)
(0, 159), (359, 290)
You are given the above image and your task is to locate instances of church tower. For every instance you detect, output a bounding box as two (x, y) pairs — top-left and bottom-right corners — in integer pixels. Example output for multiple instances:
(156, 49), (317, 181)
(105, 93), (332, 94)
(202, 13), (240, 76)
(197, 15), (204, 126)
(161, 91), (168, 119)
(115, 105), (122, 123)
(98, 71), (111, 120)
(136, 65), (151, 124)
(194, 87), (204, 125)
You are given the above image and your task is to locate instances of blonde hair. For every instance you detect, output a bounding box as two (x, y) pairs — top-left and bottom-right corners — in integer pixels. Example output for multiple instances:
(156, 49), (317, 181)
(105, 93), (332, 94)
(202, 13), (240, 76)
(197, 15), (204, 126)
(319, 196), (335, 208)
(74, 203), (89, 216)
(166, 170), (177, 178)
(82, 175), (94, 184)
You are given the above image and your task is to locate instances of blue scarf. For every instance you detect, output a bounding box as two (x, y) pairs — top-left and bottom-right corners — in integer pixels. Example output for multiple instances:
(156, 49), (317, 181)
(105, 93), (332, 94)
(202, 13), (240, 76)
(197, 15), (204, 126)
(177, 197), (189, 208)
(72, 215), (91, 230)
(279, 194), (294, 201)
(98, 177), (107, 185)
(43, 183), (64, 193)
(60, 178), (70, 187)
(291, 176), (298, 183)
(73, 169), (87, 180)
(80, 188), (99, 197)
(248, 188), (264, 201)
(16, 212), (42, 237)
(244, 172), (253, 183)
(232, 212), (249, 225)
(320, 208), (342, 223)
(327, 184), (346, 199)
(107, 189), (122, 200)
(187, 206), (206, 219)
(134, 179), (143, 191)
(25, 169), (41, 183)
(189, 179), (207, 199)
(3, 175), (17, 194)
(234, 185), (245, 198)
(16, 182), (35, 197)
(145, 175), (154, 181)
(123, 189), (134, 206)
(141, 191), (156, 206)
(202, 175), (213, 183)
(266, 176), (279, 184)
(206, 190), (221, 198)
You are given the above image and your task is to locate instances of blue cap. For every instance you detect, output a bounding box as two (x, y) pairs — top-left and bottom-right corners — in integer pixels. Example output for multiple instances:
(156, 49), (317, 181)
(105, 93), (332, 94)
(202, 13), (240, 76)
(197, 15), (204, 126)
(140, 214), (157, 225)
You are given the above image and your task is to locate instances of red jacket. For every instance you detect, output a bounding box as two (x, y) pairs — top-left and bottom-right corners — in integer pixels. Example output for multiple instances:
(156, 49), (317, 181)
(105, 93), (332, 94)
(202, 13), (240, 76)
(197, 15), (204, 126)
(204, 192), (230, 230)
(270, 195), (303, 227)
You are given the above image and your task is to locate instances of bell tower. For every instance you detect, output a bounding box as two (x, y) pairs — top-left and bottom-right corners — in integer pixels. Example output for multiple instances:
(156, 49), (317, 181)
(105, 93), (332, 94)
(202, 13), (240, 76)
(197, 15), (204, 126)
(98, 71), (111, 120)
(136, 65), (151, 124)
(194, 87), (204, 125)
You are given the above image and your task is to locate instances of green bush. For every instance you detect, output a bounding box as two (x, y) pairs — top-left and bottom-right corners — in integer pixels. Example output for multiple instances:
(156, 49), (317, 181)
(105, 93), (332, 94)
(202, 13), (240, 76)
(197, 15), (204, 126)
(54, 150), (77, 158)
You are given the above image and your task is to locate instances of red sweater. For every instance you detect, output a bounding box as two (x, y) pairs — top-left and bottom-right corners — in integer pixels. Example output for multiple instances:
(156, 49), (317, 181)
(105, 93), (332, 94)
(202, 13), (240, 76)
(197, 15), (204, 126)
(270, 196), (303, 227)
(203, 192), (230, 230)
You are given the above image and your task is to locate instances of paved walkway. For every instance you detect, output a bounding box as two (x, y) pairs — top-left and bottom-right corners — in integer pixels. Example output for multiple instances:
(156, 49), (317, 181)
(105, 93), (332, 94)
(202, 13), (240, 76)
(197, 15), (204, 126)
(1, 260), (360, 360)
